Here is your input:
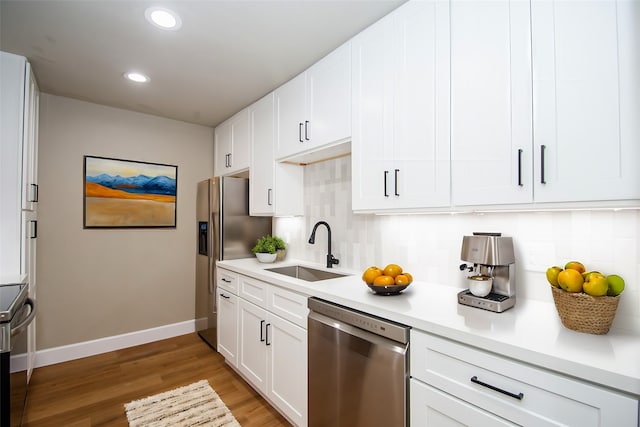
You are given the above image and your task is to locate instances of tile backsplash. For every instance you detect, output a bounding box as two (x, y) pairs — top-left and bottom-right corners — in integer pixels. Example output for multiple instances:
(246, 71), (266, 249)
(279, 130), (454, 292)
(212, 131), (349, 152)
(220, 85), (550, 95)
(274, 155), (640, 332)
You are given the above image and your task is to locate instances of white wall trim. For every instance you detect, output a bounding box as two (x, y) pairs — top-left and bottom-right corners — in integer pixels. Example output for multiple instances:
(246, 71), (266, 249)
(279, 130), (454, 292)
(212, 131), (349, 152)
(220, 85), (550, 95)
(33, 320), (197, 368)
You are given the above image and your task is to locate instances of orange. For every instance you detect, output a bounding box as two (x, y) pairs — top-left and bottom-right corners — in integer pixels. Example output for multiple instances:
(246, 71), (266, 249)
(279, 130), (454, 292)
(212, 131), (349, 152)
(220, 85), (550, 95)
(373, 275), (395, 286)
(402, 272), (413, 283)
(557, 269), (584, 293)
(383, 264), (403, 278)
(564, 261), (585, 275)
(362, 266), (383, 284)
(395, 274), (412, 285)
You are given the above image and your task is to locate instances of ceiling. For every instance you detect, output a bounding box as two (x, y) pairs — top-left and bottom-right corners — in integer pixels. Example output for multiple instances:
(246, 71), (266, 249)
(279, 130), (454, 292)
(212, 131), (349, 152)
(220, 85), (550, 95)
(0, 0), (405, 128)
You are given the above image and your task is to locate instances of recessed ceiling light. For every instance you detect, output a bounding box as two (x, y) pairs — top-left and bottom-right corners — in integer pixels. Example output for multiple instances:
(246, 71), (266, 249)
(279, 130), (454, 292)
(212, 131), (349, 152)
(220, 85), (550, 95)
(145, 7), (182, 30)
(124, 72), (150, 83)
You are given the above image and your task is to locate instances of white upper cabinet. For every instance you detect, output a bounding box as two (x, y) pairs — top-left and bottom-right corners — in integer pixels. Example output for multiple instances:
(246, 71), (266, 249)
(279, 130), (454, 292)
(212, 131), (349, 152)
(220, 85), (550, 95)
(274, 42), (351, 160)
(531, 0), (640, 203)
(22, 63), (40, 212)
(452, 0), (640, 207)
(450, 0), (533, 206)
(214, 108), (250, 176)
(249, 93), (304, 217)
(352, 0), (450, 212)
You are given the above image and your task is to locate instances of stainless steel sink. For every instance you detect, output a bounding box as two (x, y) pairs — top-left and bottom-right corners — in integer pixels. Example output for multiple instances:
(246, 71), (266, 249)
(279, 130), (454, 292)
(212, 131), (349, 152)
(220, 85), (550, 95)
(266, 265), (349, 282)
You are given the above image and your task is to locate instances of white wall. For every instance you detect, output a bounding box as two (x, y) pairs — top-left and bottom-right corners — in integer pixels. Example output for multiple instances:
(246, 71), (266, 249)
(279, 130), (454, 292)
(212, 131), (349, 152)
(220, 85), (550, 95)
(37, 94), (214, 350)
(275, 156), (640, 332)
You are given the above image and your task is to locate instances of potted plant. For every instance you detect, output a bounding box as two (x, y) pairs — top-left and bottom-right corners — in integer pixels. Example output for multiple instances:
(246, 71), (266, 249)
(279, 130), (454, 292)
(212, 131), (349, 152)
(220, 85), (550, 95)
(252, 235), (286, 263)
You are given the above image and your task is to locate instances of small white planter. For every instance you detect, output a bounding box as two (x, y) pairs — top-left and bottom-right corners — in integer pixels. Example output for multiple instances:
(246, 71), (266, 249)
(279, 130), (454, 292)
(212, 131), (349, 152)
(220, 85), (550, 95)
(256, 253), (277, 263)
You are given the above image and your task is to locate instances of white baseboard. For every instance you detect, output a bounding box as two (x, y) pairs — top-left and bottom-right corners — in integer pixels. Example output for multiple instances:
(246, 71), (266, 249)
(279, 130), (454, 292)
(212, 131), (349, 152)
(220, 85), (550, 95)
(34, 319), (197, 368)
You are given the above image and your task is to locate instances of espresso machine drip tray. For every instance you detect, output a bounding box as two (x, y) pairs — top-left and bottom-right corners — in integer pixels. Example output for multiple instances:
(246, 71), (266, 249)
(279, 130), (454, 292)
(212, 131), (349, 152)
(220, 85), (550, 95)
(458, 289), (516, 313)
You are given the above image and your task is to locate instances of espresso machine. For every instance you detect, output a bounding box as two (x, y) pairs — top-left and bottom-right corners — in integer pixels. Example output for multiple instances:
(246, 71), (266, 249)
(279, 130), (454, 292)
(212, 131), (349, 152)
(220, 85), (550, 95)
(458, 232), (516, 313)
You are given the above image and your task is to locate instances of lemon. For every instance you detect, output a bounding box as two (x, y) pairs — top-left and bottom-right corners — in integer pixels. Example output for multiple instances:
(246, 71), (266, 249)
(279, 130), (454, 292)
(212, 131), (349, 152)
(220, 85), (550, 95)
(557, 269), (584, 293)
(583, 273), (608, 296)
(546, 266), (562, 287)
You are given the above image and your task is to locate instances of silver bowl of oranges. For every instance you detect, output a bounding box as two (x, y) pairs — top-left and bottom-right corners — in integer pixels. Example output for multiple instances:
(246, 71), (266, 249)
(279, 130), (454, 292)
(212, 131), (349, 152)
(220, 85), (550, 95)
(363, 264), (413, 295)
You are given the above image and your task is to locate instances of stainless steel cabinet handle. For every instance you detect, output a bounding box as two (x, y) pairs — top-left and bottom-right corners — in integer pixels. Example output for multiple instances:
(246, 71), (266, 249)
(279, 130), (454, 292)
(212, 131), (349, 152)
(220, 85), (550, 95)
(30, 220), (37, 239)
(517, 149), (523, 186)
(260, 320), (266, 342)
(298, 123), (304, 142)
(540, 145), (547, 184)
(268, 188), (273, 206)
(219, 293), (230, 299)
(265, 323), (271, 346)
(31, 183), (39, 202)
(227, 153), (232, 168)
(470, 376), (524, 400)
(394, 169), (400, 196)
(304, 120), (310, 141)
(221, 278), (231, 283)
(384, 171), (389, 197)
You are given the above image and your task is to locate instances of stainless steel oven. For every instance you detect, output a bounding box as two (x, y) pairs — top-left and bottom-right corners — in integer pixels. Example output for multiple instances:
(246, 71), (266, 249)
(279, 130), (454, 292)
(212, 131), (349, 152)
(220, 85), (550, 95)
(308, 297), (410, 427)
(1, 283), (36, 427)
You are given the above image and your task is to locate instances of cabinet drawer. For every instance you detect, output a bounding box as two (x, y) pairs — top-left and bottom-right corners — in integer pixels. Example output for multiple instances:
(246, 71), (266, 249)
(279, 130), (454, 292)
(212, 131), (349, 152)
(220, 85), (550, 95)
(217, 268), (238, 294)
(267, 286), (308, 329)
(411, 330), (638, 426)
(239, 275), (268, 308)
(410, 379), (516, 427)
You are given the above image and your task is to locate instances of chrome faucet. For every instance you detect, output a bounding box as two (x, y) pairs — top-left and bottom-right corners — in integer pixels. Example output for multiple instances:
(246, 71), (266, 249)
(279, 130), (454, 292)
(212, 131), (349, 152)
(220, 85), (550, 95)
(308, 221), (339, 269)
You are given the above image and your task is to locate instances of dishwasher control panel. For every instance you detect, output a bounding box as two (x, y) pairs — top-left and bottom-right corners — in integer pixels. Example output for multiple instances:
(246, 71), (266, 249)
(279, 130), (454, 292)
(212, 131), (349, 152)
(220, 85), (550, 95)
(308, 297), (409, 344)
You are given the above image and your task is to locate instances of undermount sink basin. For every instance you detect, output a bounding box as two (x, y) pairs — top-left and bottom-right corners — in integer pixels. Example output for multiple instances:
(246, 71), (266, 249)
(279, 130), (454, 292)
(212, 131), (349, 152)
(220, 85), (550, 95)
(266, 265), (349, 282)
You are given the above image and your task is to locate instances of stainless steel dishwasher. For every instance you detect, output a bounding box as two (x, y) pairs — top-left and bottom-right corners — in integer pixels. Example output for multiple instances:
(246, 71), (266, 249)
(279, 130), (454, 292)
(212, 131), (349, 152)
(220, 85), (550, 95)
(308, 297), (410, 427)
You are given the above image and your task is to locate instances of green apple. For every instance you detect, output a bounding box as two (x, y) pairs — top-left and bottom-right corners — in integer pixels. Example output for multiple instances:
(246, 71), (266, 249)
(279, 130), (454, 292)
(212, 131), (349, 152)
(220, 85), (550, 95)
(583, 273), (608, 296)
(606, 274), (625, 296)
(546, 266), (563, 287)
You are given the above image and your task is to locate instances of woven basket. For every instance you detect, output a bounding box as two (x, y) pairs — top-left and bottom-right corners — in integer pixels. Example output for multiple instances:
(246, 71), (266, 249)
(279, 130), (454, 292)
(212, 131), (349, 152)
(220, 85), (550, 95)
(550, 286), (620, 335)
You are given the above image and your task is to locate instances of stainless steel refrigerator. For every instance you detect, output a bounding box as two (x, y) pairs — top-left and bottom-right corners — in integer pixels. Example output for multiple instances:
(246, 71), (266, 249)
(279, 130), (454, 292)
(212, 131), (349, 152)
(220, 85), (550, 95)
(195, 177), (271, 349)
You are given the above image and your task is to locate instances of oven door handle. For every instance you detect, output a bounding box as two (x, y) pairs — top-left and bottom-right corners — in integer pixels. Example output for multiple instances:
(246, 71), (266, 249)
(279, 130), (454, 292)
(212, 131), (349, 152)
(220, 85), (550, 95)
(11, 298), (36, 337)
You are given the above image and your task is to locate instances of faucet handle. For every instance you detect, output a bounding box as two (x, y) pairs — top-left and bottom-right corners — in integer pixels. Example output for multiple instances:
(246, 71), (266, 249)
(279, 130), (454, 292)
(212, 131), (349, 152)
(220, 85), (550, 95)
(327, 254), (339, 268)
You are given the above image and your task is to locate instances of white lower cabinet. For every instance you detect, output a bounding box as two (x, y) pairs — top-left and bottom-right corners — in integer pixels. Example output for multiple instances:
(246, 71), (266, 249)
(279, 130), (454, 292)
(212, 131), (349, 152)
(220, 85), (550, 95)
(410, 330), (639, 426)
(216, 288), (238, 367)
(230, 274), (307, 427)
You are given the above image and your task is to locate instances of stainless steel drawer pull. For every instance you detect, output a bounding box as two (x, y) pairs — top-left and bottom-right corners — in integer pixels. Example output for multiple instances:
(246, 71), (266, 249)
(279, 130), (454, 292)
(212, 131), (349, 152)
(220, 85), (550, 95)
(221, 278), (231, 283)
(219, 293), (230, 299)
(470, 376), (524, 400)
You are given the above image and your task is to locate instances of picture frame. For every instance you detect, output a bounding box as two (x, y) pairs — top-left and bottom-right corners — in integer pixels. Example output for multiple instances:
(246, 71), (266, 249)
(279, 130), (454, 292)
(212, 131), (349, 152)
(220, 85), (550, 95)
(83, 155), (178, 228)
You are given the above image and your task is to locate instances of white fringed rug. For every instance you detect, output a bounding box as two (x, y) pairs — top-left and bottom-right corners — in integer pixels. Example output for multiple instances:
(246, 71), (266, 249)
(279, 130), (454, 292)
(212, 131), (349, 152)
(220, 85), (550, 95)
(124, 380), (241, 427)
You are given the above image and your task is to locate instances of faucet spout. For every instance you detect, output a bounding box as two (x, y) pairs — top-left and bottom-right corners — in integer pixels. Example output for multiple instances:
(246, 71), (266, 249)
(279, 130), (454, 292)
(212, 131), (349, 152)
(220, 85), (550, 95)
(308, 221), (339, 268)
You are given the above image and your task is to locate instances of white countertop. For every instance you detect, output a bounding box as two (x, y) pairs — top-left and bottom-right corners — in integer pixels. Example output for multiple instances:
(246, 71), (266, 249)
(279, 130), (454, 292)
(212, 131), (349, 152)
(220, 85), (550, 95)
(218, 257), (640, 398)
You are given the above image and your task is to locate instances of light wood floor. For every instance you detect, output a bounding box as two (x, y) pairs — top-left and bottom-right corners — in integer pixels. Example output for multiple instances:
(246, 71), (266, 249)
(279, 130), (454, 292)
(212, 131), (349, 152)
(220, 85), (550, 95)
(23, 333), (291, 427)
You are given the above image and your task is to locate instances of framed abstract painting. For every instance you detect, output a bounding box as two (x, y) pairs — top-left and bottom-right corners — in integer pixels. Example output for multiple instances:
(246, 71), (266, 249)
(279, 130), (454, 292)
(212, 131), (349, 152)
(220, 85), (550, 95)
(83, 155), (178, 228)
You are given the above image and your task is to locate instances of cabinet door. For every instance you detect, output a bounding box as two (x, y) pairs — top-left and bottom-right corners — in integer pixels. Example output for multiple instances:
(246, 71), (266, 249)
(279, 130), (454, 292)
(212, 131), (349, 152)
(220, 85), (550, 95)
(267, 314), (307, 427)
(306, 42), (351, 151)
(531, 0), (640, 202)
(352, 1), (450, 211)
(0, 51), (26, 277)
(22, 64), (39, 212)
(237, 299), (268, 393)
(214, 119), (232, 176)
(274, 73), (306, 160)
(392, 0), (450, 209)
(351, 11), (395, 211)
(217, 289), (238, 367)
(411, 380), (516, 427)
(450, 0), (533, 206)
(249, 93), (275, 215)
(230, 108), (250, 173)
